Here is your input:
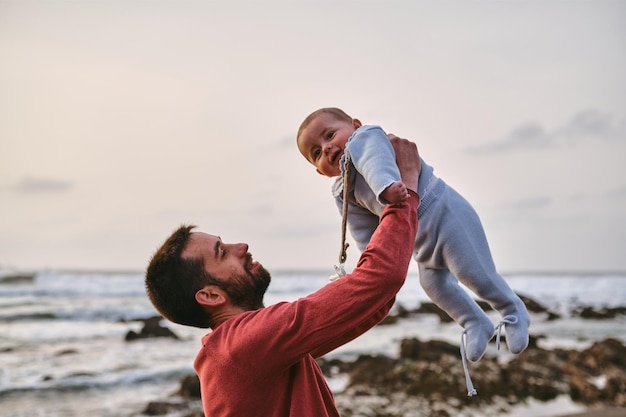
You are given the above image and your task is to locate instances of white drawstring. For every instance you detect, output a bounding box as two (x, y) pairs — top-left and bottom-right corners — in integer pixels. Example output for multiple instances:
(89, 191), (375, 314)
(495, 315), (518, 350)
(329, 264), (346, 281)
(460, 330), (478, 396)
(459, 315), (519, 397)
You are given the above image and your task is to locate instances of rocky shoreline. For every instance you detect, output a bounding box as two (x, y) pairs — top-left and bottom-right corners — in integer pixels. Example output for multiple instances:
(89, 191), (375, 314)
(130, 295), (626, 417)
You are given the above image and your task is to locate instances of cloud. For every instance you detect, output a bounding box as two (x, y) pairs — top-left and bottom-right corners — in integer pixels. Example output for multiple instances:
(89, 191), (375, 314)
(277, 136), (295, 150)
(10, 177), (74, 193)
(556, 109), (625, 142)
(466, 109), (625, 154)
(244, 203), (275, 217)
(482, 196), (555, 229)
(495, 196), (553, 211)
(606, 185), (626, 200)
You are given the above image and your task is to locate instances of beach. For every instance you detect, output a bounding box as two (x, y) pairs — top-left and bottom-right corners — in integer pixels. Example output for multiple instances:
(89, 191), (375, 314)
(1, 269), (625, 417)
(560, 408), (626, 417)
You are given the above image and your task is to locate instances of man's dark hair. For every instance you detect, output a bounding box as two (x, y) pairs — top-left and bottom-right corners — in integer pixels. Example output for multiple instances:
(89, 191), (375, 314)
(145, 224), (218, 328)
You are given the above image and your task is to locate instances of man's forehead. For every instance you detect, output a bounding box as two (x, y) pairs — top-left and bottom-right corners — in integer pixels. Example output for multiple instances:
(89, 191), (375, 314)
(183, 232), (219, 258)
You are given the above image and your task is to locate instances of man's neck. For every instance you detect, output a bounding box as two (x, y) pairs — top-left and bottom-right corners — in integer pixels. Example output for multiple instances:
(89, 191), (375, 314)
(211, 305), (247, 328)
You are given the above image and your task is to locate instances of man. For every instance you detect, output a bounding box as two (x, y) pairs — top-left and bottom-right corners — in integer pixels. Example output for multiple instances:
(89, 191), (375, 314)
(145, 136), (420, 416)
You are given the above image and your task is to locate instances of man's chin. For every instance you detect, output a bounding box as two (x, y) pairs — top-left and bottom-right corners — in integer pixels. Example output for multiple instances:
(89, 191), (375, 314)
(257, 269), (271, 291)
(248, 263), (271, 284)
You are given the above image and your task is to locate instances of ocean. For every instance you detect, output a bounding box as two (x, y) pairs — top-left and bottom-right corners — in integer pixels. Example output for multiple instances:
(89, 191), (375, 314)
(1, 269), (625, 417)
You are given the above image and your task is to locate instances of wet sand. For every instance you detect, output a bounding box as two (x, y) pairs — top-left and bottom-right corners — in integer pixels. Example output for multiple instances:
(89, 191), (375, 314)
(556, 407), (626, 417)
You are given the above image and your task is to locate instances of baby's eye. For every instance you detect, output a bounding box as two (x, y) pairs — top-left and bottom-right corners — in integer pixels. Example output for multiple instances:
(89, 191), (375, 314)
(326, 131), (335, 140)
(313, 149), (321, 159)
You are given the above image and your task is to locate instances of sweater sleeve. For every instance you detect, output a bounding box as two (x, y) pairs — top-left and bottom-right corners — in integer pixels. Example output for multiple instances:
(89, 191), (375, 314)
(220, 192), (419, 372)
(347, 125), (402, 205)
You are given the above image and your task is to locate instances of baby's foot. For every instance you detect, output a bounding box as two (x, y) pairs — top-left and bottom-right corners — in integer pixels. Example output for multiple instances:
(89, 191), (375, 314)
(497, 306), (530, 354)
(462, 315), (495, 362)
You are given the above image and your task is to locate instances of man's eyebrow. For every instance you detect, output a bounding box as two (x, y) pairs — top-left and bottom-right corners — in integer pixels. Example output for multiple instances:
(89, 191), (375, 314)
(214, 237), (222, 259)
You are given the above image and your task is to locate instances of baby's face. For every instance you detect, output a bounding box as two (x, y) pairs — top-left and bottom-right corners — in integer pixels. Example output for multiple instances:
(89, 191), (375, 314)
(297, 112), (360, 177)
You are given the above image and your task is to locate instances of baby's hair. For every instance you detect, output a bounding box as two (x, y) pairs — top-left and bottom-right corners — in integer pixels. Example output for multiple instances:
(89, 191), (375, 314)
(297, 107), (352, 141)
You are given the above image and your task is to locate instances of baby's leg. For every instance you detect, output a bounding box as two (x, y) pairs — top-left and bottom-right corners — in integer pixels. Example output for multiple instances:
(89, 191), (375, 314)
(452, 254), (530, 354)
(441, 190), (530, 354)
(419, 265), (494, 362)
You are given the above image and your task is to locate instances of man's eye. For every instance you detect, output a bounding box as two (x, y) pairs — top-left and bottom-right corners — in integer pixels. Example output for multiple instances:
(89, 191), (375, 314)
(221, 248), (227, 258)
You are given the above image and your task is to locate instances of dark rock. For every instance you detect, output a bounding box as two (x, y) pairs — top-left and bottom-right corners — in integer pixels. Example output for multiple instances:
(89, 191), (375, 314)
(378, 303), (419, 325)
(475, 299), (492, 312)
(579, 338), (626, 370)
(143, 338), (626, 417)
(65, 371), (95, 378)
(143, 401), (188, 415)
(516, 293), (549, 314)
(176, 374), (201, 399)
(394, 303), (412, 318)
(125, 316), (179, 341)
(399, 337), (459, 361)
(332, 337), (626, 416)
(378, 314), (399, 325)
(344, 349), (500, 405)
(410, 293), (560, 324)
(55, 348), (79, 356)
(141, 375), (204, 416)
(413, 302), (454, 323)
(575, 306), (626, 320)
(0, 273), (35, 284)
(347, 354), (398, 387)
(545, 311), (561, 321)
(517, 293), (562, 320)
(316, 357), (353, 376)
(527, 333), (546, 349)
(181, 411), (204, 417)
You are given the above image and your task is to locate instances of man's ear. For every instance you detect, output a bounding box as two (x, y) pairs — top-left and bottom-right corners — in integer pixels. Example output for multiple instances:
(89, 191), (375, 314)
(195, 285), (227, 308)
(352, 118), (362, 129)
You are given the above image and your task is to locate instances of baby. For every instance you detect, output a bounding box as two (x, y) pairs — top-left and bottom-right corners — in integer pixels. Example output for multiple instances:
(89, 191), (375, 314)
(297, 107), (531, 395)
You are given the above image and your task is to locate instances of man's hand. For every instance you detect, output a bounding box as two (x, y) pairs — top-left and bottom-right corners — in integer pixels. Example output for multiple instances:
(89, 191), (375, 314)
(387, 134), (420, 194)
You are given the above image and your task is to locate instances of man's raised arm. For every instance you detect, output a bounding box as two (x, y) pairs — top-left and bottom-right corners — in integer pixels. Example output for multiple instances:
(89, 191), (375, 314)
(388, 133), (420, 194)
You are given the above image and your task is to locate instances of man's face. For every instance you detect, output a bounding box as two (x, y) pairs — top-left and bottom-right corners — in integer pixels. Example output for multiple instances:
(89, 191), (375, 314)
(183, 232), (271, 310)
(297, 112), (360, 177)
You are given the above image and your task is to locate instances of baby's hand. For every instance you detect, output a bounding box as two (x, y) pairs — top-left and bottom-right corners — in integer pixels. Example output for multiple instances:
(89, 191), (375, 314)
(382, 181), (409, 204)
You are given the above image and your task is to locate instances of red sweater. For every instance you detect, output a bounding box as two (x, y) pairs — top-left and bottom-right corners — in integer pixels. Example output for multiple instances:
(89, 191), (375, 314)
(194, 192), (419, 416)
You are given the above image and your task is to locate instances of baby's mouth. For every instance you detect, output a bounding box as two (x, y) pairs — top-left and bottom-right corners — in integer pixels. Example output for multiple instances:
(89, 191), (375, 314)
(331, 150), (343, 167)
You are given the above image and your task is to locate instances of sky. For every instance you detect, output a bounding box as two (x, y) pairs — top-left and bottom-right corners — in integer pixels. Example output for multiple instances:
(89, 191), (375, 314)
(1, 0), (625, 274)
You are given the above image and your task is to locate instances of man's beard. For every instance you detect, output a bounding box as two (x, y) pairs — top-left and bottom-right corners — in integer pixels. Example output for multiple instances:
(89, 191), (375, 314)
(224, 256), (271, 311)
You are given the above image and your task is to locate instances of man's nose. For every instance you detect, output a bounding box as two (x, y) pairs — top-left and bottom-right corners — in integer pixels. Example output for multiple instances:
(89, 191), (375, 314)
(229, 243), (248, 257)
